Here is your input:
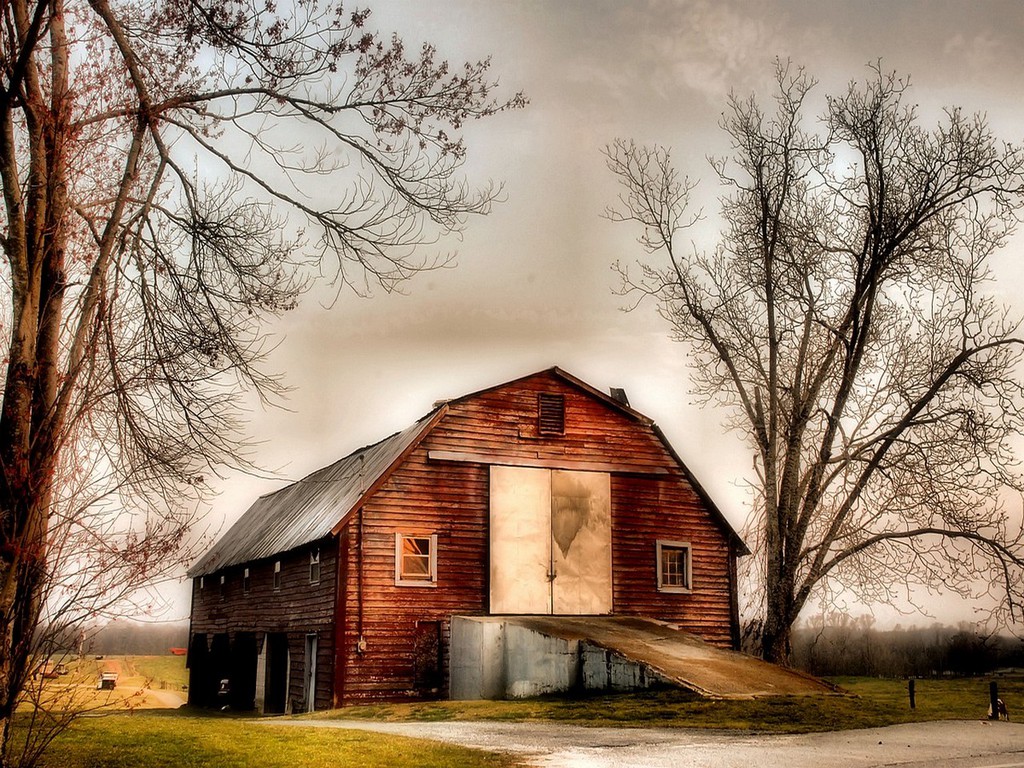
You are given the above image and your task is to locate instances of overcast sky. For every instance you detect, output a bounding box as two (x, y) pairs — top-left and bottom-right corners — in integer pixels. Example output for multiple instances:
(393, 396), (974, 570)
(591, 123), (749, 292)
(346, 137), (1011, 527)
(164, 1), (1024, 626)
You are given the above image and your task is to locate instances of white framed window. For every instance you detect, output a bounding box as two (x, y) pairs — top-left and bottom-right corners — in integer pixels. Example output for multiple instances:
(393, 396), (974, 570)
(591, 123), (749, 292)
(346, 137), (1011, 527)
(243, 567), (251, 594)
(273, 560), (282, 591)
(656, 540), (692, 593)
(395, 533), (437, 587)
(309, 549), (321, 584)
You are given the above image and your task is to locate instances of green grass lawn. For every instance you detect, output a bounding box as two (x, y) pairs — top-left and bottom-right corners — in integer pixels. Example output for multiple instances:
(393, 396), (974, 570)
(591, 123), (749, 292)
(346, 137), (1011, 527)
(22, 713), (514, 768)
(17, 674), (1023, 767)
(318, 675), (1024, 733)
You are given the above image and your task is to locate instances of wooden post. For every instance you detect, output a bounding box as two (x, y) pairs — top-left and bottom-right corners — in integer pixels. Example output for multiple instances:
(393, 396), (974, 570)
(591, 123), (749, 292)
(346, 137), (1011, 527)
(990, 681), (999, 720)
(908, 678), (915, 709)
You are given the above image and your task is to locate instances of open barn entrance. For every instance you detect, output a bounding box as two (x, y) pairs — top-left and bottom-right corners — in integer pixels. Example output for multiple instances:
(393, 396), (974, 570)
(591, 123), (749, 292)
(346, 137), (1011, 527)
(187, 633), (213, 706)
(263, 633), (289, 714)
(489, 467), (612, 615)
(229, 632), (258, 709)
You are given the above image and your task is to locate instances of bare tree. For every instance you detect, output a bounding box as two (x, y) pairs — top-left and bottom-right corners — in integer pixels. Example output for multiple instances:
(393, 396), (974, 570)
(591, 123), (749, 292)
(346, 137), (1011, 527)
(605, 61), (1024, 664)
(0, 0), (524, 762)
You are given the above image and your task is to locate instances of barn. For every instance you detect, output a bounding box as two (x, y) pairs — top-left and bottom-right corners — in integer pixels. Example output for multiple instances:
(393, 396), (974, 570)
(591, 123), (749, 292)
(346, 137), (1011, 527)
(186, 367), (748, 711)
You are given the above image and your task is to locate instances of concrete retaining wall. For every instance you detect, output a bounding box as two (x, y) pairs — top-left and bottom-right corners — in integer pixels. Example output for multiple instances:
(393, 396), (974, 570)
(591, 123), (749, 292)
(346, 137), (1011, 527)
(450, 616), (667, 700)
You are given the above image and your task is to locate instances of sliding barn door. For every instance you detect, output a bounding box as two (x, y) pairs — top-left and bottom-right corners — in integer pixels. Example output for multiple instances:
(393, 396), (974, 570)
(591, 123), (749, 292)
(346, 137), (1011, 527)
(550, 470), (612, 614)
(489, 466), (612, 615)
(489, 466), (552, 614)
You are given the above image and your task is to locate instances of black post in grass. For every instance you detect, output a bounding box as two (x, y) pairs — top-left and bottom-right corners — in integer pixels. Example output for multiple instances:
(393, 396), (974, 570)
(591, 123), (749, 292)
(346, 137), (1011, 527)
(990, 681), (999, 720)
(908, 678), (915, 710)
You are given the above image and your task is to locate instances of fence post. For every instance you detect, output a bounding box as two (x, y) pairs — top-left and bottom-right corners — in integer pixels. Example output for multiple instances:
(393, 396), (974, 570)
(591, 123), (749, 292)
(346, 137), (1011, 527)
(908, 678), (915, 710)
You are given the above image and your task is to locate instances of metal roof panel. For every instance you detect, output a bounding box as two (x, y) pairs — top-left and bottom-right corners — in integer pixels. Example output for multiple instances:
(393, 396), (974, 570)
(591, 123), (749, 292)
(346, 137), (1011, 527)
(188, 414), (434, 576)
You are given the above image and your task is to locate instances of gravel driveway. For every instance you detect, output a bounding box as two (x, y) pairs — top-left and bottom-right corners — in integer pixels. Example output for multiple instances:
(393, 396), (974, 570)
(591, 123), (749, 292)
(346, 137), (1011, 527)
(269, 719), (1024, 767)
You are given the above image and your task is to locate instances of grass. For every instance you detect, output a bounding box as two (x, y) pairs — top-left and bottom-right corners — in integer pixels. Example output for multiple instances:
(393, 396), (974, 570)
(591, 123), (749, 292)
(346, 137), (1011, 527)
(15, 674), (1023, 767)
(313, 675), (1024, 733)
(17, 713), (515, 768)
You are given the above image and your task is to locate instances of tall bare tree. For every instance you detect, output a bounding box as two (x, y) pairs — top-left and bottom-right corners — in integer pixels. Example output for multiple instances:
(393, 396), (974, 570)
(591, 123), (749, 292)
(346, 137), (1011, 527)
(605, 62), (1024, 664)
(0, 0), (524, 761)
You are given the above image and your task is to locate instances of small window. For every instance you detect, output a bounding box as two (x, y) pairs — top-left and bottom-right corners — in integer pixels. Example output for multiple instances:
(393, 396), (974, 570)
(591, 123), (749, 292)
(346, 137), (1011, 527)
(309, 550), (321, 584)
(273, 560), (282, 591)
(243, 567), (251, 594)
(199, 576), (205, 590)
(538, 393), (565, 435)
(395, 534), (437, 587)
(219, 573), (226, 599)
(656, 540), (692, 593)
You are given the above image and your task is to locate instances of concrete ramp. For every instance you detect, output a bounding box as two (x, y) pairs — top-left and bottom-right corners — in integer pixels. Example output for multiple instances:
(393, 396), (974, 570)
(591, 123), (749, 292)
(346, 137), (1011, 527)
(450, 615), (832, 700)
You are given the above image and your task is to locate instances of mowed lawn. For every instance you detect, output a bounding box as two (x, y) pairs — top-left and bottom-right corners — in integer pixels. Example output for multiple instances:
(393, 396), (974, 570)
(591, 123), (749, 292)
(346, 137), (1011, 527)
(321, 675), (1024, 733)
(21, 667), (1024, 767)
(26, 714), (514, 768)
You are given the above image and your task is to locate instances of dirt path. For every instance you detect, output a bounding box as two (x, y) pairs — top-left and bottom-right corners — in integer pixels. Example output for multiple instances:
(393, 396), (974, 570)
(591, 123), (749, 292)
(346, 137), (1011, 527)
(268, 719), (1024, 768)
(141, 688), (186, 709)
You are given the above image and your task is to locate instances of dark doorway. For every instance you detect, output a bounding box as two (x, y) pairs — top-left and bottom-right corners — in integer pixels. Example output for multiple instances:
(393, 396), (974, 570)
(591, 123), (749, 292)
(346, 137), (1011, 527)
(209, 633), (231, 708)
(264, 633), (289, 714)
(229, 632), (258, 710)
(187, 633), (212, 707)
(412, 621), (443, 697)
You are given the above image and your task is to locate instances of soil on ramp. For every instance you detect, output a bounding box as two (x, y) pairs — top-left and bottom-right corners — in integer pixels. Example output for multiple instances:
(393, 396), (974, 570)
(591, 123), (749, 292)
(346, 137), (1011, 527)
(507, 615), (832, 698)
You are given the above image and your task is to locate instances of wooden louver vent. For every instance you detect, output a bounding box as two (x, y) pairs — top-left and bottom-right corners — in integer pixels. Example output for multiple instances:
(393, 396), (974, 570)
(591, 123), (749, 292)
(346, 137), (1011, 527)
(538, 393), (565, 435)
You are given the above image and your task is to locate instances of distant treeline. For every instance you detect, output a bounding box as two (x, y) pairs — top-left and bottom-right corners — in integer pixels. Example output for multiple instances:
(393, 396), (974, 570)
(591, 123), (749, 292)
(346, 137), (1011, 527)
(790, 617), (1024, 677)
(46, 620), (190, 656)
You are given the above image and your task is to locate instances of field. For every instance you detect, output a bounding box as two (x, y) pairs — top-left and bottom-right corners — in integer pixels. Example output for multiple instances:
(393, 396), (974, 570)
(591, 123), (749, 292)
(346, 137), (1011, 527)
(16, 663), (1024, 768)
(22, 654), (190, 714)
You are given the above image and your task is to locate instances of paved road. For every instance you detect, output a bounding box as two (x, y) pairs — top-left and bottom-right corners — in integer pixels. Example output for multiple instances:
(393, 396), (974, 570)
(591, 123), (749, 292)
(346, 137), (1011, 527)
(270, 719), (1024, 767)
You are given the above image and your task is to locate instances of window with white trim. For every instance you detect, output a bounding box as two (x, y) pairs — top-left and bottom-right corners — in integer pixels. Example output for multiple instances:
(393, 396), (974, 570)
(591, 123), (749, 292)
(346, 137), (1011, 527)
(273, 560), (282, 591)
(309, 549), (321, 584)
(656, 540), (692, 593)
(395, 534), (437, 586)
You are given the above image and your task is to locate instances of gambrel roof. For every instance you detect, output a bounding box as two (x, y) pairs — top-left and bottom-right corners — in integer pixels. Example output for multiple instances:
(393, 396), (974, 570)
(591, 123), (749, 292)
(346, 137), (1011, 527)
(189, 367), (746, 577)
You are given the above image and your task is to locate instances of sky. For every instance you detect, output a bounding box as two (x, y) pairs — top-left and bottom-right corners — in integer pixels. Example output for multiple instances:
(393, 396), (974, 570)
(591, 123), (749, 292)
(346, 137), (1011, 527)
(162, 1), (1024, 627)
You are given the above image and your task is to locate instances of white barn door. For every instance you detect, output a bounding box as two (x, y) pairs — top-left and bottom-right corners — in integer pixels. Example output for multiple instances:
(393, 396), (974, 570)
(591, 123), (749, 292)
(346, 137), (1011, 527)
(550, 470), (612, 614)
(489, 466), (552, 614)
(489, 466), (612, 615)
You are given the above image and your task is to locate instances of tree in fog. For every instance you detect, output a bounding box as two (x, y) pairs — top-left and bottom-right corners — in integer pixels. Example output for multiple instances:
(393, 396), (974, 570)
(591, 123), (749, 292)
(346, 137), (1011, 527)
(606, 62), (1024, 663)
(0, 0), (524, 763)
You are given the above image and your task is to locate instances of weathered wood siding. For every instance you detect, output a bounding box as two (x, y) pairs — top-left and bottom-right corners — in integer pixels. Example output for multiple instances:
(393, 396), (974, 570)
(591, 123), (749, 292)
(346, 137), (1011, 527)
(189, 538), (336, 711)
(335, 370), (739, 702)
(610, 475), (735, 647)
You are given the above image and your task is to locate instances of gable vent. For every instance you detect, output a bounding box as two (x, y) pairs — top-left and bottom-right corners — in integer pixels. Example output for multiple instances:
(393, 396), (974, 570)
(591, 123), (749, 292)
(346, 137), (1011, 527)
(538, 393), (565, 435)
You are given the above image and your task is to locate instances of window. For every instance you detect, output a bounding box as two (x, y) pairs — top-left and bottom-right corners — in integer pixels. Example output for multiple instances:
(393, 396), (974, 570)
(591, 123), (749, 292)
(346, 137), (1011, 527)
(273, 560), (282, 591)
(199, 576), (205, 590)
(395, 534), (437, 587)
(219, 573), (226, 599)
(656, 540), (692, 593)
(538, 393), (565, 435)
(243, 567), (251, 594)
(309, 550), (321, 584)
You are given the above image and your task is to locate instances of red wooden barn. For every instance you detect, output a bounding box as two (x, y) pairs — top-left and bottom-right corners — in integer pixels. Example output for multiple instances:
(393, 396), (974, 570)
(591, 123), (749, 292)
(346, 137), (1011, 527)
(187, 368), (746, 711)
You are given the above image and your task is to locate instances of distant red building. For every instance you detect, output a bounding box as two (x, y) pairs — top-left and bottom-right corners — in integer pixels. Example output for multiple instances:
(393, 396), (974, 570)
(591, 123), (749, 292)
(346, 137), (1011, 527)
(187, 368), (746, 712)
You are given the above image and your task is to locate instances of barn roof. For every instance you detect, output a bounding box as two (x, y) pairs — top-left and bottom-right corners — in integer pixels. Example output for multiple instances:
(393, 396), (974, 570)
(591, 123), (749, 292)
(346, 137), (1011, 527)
(187, 412), (439, 577)
(189, 367), (746, 577)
